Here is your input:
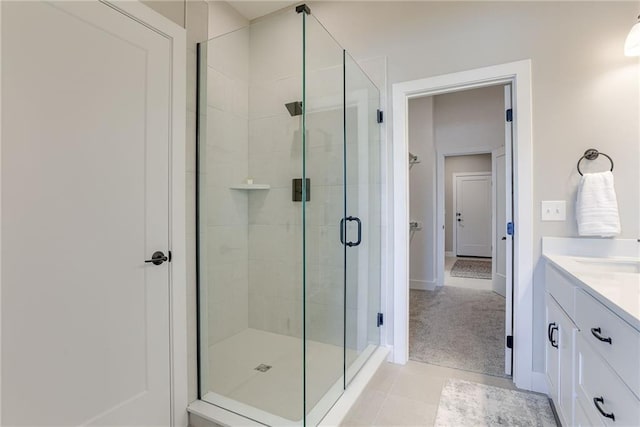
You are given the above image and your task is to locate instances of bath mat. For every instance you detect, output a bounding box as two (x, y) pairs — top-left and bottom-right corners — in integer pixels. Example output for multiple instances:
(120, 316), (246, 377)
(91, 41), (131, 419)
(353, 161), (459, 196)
(409, 287), (505, 376)
(434, 379), (557, 427)
(450, 259), (492, 279)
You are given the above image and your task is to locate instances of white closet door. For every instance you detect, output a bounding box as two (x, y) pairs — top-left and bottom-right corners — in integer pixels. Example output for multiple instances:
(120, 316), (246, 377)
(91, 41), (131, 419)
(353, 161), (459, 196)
(454, 173), (492, 257)
(2, 2), (172, 425)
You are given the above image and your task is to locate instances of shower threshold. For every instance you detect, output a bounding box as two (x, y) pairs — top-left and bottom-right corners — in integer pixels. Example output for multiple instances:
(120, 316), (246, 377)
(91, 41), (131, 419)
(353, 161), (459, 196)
(195, 328), (380, 426)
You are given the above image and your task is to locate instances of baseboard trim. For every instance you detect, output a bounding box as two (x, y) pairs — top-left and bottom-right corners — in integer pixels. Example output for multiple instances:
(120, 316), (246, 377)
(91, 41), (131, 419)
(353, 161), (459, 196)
(410, 279), (436, 291)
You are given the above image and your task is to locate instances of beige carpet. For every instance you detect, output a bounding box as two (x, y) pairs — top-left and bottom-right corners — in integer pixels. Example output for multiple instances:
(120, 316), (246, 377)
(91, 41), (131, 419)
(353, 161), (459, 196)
(435, 379), (557, 426)
(409, 287), (506, 377)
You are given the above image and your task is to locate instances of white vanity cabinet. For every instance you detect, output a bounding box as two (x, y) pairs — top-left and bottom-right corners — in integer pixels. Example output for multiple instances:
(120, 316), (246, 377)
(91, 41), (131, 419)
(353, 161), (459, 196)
(545, 267), (578, 426)
(545, 261), (640, 427)
(574, 288), (640, 426)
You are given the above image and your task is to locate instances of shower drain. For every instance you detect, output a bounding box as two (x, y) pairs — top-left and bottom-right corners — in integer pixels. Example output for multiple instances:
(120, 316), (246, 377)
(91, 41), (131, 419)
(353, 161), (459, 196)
(254, 364), (272, 373)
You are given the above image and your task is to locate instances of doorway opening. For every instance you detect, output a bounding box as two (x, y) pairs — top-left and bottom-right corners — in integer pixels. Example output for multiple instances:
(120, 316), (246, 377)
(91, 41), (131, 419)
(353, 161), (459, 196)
(449, 167), (493, 288)
(392, 60), (536, 390)
(407, 84), (512, 378)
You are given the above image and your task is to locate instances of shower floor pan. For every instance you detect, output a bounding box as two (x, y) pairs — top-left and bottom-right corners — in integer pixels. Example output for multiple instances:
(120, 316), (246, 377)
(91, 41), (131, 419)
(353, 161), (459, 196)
(202, 328), (375, 425)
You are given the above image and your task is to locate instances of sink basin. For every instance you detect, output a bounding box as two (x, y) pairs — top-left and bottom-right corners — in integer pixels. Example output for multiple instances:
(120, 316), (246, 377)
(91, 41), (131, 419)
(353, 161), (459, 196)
(574, 258), (640, 274)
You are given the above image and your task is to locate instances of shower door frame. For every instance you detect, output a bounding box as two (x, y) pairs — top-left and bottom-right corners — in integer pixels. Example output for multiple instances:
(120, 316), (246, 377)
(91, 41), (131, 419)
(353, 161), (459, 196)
(192, 8), (382, 425)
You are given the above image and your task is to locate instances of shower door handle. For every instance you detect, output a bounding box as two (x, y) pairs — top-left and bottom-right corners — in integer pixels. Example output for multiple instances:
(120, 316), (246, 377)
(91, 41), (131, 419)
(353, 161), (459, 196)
(350, 216), (362, 247)
(340, 216), (362, 247)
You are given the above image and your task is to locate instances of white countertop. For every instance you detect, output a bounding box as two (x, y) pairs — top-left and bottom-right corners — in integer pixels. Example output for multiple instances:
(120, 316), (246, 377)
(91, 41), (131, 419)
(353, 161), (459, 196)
(542, 238), (640, 331)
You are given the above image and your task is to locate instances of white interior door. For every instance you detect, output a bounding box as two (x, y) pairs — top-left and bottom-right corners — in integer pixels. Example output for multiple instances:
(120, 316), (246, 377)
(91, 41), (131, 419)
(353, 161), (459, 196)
(2, 2), (173, 425)
(454, 173), (492, 257)
(493, 148), (507, 298)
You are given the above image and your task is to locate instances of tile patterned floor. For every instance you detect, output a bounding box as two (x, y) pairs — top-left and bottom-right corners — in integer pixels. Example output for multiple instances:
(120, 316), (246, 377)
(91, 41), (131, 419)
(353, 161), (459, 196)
(341, 361), (517, 426)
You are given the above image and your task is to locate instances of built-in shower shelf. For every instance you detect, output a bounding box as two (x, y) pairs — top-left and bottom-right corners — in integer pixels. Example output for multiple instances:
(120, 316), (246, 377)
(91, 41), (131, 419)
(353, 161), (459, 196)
(229, 184), (271, 190)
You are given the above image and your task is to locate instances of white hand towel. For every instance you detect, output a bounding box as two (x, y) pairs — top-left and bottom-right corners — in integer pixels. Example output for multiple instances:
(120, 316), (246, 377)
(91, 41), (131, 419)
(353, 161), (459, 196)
(576, 171), (621, 237)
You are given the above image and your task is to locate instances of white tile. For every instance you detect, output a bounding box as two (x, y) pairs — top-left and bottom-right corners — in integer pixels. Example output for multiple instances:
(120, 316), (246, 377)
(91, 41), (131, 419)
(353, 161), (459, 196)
(206, 186), (248, 226)
(186, 110), (197, 172)
(206, 28), (249, 81)
(187, 49), (198, 113)
(372, 394), (431, 426)
(207, 68), (231, 111)
(206, 225), (248, 265)
(388, 370), (445, 404)
(248, 82), (283, 119)
(342, 389), (386, 426)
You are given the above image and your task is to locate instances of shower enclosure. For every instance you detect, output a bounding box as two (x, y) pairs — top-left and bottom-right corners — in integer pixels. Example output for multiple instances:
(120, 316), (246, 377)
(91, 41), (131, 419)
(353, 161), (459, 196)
(197, 5), (381, 425)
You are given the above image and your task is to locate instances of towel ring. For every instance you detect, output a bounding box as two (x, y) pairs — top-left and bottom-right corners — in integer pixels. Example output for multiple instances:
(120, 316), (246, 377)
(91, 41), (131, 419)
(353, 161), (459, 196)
(577, 149), (614, 176)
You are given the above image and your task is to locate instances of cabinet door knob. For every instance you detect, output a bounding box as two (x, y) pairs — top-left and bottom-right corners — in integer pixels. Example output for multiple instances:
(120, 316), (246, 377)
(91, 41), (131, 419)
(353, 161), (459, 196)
(593, 397), (615, 421)
(590, 327), (612, 345)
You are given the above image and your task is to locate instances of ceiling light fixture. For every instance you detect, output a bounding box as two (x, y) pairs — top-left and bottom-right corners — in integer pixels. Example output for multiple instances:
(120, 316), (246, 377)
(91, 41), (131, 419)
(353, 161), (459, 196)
(624, 15), (640, 56)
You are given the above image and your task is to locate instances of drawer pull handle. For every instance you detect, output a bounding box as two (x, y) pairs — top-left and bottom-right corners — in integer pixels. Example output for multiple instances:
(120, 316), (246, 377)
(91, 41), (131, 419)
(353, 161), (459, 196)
(593, 397), (615, 421)
(590, 327), (612, 345)
(549, 324), (558, 348)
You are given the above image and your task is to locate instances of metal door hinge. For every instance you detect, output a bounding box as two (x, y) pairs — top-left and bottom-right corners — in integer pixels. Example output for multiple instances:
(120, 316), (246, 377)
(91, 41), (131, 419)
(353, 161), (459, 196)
(506, 108), (513, 122)
(377, 312), (384, 327)
(506, 335), (513, 349)
(377, 109), (383, 124)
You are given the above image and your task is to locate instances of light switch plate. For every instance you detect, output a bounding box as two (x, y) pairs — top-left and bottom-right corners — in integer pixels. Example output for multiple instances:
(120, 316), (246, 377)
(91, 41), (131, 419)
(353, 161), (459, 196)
(541, 200), (566, 221)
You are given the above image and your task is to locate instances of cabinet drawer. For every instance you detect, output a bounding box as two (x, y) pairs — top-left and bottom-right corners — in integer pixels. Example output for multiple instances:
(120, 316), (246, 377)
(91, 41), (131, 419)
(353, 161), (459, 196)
(575, 289), (640, 398)
(576, 334), (640, 427)
(546, 264), (575, 318)
(575, 399), (603, 427)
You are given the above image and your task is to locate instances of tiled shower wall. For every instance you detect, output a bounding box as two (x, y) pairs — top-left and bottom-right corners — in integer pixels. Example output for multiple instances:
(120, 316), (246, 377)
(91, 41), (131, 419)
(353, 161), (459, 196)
(246, 11), (305, 340)
(245, 12), (348, 347)
(202, 29), (250, 345)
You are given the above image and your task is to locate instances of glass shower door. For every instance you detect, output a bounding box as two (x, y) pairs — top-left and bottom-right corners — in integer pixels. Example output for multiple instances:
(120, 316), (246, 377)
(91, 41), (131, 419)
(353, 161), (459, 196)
(302, 12), (346, 425)
(344, 53), (381, 384)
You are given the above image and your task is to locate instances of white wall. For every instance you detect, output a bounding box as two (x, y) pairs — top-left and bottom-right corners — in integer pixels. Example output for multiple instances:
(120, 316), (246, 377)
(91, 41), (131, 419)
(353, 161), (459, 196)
(308, 1), (640, 373)
(445, 154), (493, 252)
(434, 85), (504, 155)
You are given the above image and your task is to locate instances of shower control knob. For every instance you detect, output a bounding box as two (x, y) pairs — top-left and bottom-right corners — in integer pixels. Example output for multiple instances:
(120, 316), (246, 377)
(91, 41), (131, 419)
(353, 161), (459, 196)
(145, 251), (169, 266)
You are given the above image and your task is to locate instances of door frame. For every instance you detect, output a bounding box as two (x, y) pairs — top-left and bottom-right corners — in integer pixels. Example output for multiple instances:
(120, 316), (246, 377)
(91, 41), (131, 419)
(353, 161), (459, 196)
(451, 171), (492, 258)
(0, 1), (188, 425)
(491, 146), (507, 297)
(391, 60), (536, 392)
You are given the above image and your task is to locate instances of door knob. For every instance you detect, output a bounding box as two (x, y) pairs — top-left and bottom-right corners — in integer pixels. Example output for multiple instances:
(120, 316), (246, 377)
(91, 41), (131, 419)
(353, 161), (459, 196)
(145, 251), (168, 266)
